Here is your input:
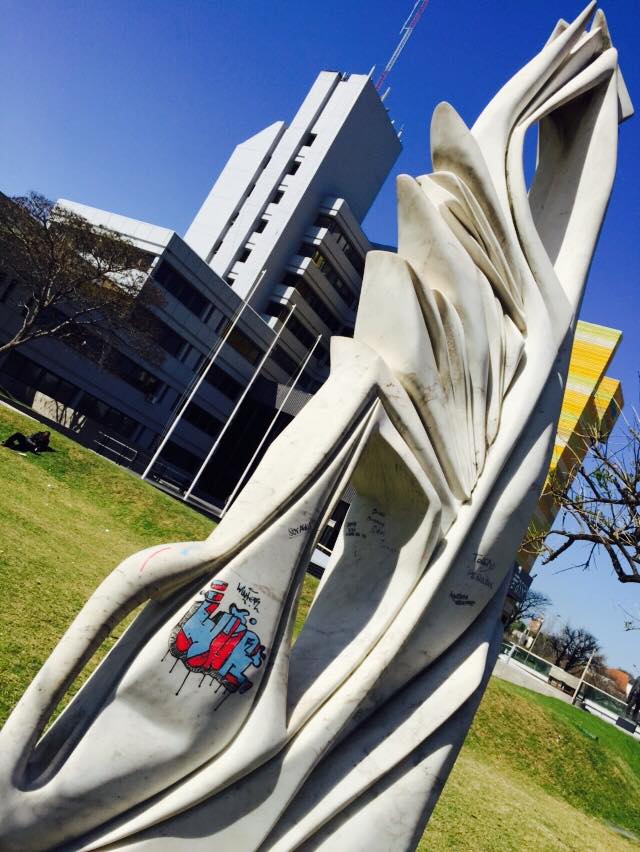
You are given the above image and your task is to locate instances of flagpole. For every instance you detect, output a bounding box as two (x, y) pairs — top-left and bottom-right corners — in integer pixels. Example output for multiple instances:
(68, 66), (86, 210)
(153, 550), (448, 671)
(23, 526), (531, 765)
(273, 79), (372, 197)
(220, 334), (322, 517)
(141, 269), (266, 481)
(183, 303), (297, 502)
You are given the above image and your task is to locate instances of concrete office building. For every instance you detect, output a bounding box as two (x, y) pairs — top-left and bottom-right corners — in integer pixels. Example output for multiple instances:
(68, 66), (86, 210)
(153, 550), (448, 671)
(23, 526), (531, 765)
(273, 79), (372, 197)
(0, 71), (401, 507)
(0, 207), (284, 498)
(185, 70), (401, 390)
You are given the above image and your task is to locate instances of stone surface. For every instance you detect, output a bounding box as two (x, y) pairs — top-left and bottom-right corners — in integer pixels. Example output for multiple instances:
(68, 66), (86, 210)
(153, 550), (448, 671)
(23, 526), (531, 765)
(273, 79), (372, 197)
(0, 5), (631, 850)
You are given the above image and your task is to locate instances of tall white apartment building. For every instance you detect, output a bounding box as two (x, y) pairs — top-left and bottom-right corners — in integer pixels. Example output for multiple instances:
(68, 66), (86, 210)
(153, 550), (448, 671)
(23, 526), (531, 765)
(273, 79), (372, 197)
(0, 71), (401, 508)
(185, 70), (401, 390)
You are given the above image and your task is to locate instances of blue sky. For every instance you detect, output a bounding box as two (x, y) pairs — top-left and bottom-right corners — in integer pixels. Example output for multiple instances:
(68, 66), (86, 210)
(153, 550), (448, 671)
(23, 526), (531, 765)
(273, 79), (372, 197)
(2, 1), (639, 670)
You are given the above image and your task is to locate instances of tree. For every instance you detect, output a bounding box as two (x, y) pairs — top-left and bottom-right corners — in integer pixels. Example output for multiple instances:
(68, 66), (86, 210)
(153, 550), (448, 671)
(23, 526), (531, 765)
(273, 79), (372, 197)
(522, 412), (640, 584)
(503, 588), (551, 631)
(547, 624), (601, 673)
(0, 192), (163, 364)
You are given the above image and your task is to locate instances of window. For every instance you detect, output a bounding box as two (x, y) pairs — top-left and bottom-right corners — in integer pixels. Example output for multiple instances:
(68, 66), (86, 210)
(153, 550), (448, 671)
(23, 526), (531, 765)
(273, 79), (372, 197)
(1, 352), (39, 385)
(153, 261), (209, 319)
(303, 132), (317, 147)
(254, 217), (268, 234)
(287, 160), (301, 176)
(0, 352), (78, 406)
(77, 393), (138, 438)
(106, 350), (164, 399)
(266, 302), (316, 349)
(182, 402), (223, 438)
(272, 189), (285, 205)
(133, 307), (188, 359)
(37, 370), (76, 406)
(270, 346), (298, 376)
(282, 272), (343, 333)
(237, 247), (252, 263)
(297, 244), (358, 308)
(314, 214), (365, 276)
(203, 363), (244, 401)
(225, 274), (236, 287)
(215, 322), (263, 366)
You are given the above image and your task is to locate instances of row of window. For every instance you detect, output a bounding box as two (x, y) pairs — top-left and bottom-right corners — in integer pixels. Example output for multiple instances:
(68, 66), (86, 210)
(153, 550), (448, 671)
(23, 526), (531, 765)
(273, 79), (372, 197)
(105, 350), (164, 399)
(267, 302), (315, 349)
(225, 133), (318, 274)
(282, 272), (346, 335)
(270, 345), (298, 376)
(132, 305), (188, 360)
(76, 392), (138, 438)
(153, 261), (211, 321)
(215, 323), (263, 366)
(208, 151), (275, 263)
(0, 352), (138, 438)
(2, 351), (77, 406)
(203, 362), (244, 401)
(265, 301), (329, 368)
(182, 401), (223, 438)
(314, 214), (365, 276)
(297, 244), (358, 309)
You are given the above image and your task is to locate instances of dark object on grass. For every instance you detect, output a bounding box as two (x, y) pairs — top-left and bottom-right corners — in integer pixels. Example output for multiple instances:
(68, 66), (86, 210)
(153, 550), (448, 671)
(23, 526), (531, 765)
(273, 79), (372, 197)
(2, 430), (51, 454)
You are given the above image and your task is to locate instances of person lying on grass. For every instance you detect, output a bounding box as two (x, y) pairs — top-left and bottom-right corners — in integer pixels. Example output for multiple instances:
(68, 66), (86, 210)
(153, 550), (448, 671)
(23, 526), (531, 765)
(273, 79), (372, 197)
(2, 430), (51, 454)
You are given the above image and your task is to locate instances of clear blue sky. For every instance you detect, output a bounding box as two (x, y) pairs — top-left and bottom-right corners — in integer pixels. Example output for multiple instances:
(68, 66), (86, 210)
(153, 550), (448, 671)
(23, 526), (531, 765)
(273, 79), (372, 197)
(2, 1), (639, 670)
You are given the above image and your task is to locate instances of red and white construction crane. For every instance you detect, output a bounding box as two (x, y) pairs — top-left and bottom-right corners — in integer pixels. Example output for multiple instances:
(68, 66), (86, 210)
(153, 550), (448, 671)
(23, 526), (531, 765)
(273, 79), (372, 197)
(375, 0), (430, 93)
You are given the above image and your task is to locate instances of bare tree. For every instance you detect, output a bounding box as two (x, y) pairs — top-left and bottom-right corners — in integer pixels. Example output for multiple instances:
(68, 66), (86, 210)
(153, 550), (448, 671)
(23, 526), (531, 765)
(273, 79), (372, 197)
(548, 624), (601, 673)
(522, 411), (640, 584)
(0, 192), (163, 364)
(503, 588), (551, 631)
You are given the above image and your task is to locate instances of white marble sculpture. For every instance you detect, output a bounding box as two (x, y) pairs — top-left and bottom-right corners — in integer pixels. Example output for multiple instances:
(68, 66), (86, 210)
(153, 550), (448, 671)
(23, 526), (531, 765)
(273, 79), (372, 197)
(0, 5), (631, 850)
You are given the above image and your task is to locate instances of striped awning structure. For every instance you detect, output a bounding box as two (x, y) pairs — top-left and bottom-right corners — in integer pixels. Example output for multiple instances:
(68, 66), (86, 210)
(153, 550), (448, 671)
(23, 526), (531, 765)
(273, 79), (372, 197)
(517, 320), (623, 572)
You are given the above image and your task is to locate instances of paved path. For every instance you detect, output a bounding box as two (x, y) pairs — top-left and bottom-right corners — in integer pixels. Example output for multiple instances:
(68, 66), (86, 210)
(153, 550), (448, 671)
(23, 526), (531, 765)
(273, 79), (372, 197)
(493, 658), (573, 703)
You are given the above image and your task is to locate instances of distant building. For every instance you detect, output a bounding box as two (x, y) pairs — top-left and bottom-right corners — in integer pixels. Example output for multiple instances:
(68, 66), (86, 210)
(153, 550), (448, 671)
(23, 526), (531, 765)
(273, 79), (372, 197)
(504, 321), (623, 621)
(516, 321), (623, 572)
(0, 71), (401, 508)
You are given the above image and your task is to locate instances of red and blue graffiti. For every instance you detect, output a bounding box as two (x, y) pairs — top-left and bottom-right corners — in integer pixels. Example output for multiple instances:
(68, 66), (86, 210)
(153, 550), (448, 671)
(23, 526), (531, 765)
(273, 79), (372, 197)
(169, 581), (266, 697)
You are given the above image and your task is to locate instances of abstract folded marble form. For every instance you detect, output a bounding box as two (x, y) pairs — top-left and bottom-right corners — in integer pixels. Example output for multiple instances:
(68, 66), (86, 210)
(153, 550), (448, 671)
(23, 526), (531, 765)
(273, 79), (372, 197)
(0, 4), (631, 850)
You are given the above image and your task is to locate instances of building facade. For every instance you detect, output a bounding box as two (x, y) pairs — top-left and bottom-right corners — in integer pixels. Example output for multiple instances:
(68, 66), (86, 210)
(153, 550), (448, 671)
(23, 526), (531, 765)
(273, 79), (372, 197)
(504, 320), (623, 622)
(0, 71), (401, 509)
(185, 70), (401, 391)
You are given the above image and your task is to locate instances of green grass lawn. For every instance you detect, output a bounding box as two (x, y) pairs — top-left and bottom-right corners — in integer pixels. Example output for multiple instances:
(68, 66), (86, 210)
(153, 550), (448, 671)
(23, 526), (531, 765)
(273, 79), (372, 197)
(424, 678), (640, 851)
(0, 403), (213, 722)
(1, 404), (638, 850)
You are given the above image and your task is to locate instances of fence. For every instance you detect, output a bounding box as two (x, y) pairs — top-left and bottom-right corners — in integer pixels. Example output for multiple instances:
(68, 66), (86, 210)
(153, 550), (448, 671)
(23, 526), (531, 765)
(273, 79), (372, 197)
(94, 432), (138, 468)
(500, 640), (628, 717)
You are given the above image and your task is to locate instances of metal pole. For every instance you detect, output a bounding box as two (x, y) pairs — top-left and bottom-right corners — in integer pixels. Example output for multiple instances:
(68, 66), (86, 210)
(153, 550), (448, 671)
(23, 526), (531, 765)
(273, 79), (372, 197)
(183, 304), (297, 502)
(141, 270), (266, 481)
(220, 334), (322, 517)
(572, 648), (597, 705)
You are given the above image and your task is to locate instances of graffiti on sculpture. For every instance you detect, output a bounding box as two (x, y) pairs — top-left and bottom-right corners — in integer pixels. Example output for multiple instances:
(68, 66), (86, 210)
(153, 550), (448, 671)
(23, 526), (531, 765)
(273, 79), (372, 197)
(168, 579), (266, 704)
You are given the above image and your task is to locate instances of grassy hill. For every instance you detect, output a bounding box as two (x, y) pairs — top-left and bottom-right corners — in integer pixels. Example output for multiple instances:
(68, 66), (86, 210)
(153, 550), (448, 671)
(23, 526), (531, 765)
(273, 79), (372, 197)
(424, 677), (640, 850)
(0, 404), (638, 850)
